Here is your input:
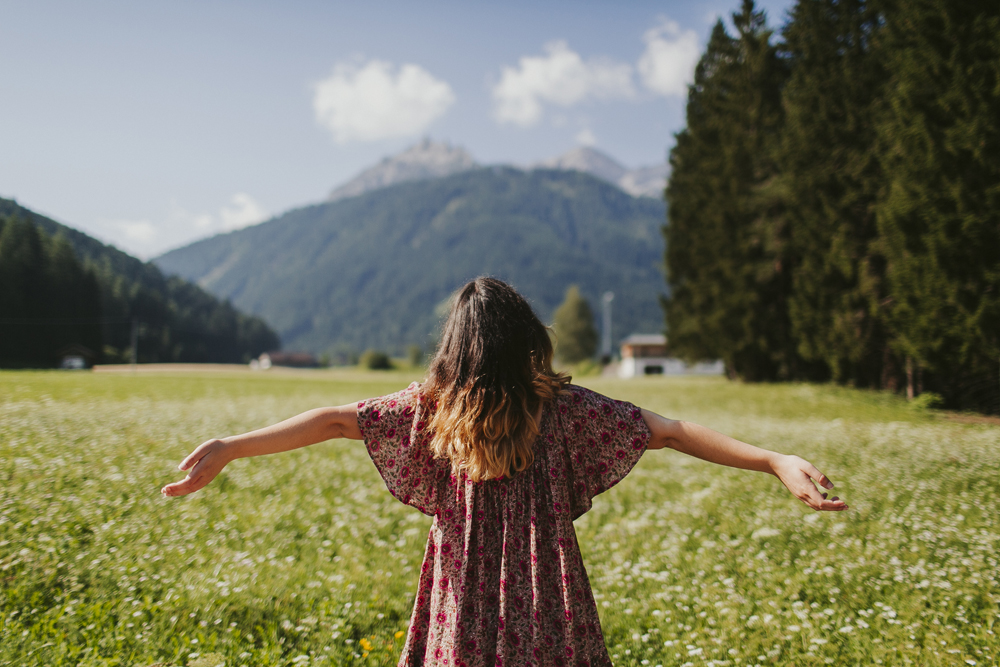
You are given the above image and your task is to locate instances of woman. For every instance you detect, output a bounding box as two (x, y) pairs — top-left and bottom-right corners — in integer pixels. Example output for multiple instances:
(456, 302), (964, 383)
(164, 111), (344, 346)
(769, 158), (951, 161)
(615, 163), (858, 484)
(163, 277), (846, 667)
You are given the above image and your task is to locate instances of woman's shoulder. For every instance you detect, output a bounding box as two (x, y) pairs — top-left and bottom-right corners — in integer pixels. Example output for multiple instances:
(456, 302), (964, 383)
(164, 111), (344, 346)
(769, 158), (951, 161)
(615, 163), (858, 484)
(358, 381), (423, 417)
(550, 384), (644, 424)
(555, 384), (615, 408)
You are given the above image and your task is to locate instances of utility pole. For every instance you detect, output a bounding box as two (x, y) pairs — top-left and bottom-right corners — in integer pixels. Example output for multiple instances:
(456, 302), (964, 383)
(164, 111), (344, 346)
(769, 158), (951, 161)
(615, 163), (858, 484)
(130, 318), (138, 372)
(601, 292), (614, 364)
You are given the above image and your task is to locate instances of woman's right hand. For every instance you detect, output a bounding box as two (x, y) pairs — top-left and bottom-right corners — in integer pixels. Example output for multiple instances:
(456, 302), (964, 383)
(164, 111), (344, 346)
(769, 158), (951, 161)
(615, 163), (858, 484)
(161, 438), (234, 497)
(770, 454), (848, 511)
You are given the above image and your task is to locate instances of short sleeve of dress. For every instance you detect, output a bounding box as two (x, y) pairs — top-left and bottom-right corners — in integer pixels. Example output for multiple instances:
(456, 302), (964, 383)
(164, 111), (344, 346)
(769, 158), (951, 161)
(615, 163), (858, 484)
(559, 386), (651, 518)
(357, 382), (443, 516)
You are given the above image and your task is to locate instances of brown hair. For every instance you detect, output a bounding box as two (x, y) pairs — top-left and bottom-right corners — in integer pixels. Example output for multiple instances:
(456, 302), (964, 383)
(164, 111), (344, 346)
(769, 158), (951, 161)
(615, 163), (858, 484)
(423, 277), (569, 482)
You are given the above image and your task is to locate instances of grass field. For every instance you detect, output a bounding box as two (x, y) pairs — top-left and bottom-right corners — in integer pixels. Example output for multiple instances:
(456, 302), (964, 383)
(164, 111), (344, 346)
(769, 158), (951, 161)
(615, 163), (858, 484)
(1, 369), (998, 666)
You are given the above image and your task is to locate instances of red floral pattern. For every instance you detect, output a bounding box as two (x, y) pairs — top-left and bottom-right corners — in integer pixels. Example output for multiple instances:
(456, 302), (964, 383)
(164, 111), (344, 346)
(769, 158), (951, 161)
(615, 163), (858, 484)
(358, 383), (650, 667)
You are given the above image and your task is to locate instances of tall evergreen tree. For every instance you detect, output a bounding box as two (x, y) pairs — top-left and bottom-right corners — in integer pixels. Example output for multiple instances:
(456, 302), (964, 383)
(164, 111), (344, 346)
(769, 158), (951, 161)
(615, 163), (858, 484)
(0, 216), (103, 367)
(779, 0), (891, 387)
(553, 285), (599, 364)
(0, 216), (47, 364)
(876, 0), (1000, 411)
(42, 234), (103, 359)
(664, 1), (794, 380)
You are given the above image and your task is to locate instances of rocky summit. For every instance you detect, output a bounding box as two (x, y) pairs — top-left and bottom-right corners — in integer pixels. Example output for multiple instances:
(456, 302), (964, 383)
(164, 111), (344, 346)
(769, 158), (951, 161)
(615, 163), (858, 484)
(327, 139), (477, 202)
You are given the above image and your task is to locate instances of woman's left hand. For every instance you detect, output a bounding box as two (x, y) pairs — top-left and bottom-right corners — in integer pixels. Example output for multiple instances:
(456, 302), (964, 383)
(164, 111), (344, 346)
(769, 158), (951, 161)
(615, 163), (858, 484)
(771, 454), (848, 511)
(161, 438), (233, 497)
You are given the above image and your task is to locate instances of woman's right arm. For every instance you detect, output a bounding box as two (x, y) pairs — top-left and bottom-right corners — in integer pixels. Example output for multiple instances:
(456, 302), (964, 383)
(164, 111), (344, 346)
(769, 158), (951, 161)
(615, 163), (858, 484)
(161, 403), (361, 498)
(641, 409), (847, 512)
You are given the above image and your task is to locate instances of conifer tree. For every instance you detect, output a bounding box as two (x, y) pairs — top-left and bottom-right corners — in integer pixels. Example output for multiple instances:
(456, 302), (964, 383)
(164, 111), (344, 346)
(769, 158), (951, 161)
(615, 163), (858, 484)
(779, 0), (891, 387)
(0, 216), (103, 366)
(43, 233), (103, 360)
(663, 1), (793, 380)
(0, 216), (47, 364)
(876, 0), (1000, 411)
(553, 285), (598, 364)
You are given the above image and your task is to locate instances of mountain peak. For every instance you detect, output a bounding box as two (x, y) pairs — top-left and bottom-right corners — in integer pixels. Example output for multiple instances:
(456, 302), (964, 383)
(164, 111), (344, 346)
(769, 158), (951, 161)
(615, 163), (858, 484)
(328, 139), (477, 201)
(534, 146), (667, 199)
(533, 147), (628, 184)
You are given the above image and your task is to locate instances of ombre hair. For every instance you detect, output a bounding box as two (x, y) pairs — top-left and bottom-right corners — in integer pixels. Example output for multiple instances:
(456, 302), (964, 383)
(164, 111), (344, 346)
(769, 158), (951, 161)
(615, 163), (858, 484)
(423, 277), (570, 482)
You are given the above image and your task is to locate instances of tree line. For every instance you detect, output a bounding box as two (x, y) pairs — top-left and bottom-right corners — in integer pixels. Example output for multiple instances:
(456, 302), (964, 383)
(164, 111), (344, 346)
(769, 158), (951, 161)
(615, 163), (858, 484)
(664, 0), (1000, 413)
(0, 212), (280, 368)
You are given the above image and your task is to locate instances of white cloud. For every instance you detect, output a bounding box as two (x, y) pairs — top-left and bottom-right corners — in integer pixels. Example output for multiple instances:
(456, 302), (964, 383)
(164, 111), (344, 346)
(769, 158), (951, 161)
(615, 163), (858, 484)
(96, 218), (159, 258)
(313, 59), (455, 143)
(637, 19), (701, 97)
(172, 193), (269, 236)
(575, 128), (597, 147)
(492, 41), (635, 127)
(115, 219), (158, 244)
(192, 212), (215, 229)
(219, 193), (269, 232)
(96, 194), (269, 259)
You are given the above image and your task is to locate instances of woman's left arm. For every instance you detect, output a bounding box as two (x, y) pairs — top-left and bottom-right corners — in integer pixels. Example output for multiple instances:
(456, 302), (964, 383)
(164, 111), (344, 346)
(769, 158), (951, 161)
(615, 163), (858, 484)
(641, 409), (848, 512)
(161, 403), (361, 498)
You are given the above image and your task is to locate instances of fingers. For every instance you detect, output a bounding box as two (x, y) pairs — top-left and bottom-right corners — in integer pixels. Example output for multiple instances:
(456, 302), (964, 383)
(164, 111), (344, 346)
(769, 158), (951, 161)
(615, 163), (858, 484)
(790, 467), (848, 510)
(161, 465), (216, 496)
(798, 481), (828, 509)
(798, 461), (846, 511)
(161, 474), (201, 497)
(800, 486), (849, 511)
(803, 461), (834, 490)
(775, 456), (848, 512)
(164, 465), (211, 497)
(816, 496), (849, 511)
(179, 447), (203, 471)
(179, 439), (219, 471)
(164, 442), (224, 498)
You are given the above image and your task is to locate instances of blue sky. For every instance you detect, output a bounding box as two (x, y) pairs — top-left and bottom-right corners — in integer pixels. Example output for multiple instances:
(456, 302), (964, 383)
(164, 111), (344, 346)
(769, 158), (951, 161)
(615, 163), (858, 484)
(1, 0), (796, 258)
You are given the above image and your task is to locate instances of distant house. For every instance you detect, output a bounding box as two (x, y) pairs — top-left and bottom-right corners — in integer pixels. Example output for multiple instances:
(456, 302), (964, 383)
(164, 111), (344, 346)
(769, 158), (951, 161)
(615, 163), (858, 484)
(254, 351), (319, 369)
(619, 334), (669, 377)
(618, 334), (724, 378)
(57, 344), (95, 370)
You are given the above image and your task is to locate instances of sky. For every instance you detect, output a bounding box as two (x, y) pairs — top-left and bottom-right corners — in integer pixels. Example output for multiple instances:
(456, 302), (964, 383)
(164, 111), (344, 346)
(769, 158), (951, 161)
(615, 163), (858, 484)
(1, 0), (796, 259)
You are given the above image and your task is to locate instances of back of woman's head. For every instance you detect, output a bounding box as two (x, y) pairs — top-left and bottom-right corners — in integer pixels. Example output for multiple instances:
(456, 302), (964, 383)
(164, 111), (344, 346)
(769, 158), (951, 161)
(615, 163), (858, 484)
(424, 277), (569, 481)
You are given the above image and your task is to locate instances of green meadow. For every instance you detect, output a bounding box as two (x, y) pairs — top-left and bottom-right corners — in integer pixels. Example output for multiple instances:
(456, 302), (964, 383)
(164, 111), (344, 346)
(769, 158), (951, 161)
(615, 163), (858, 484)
(1, 369), (997, 666)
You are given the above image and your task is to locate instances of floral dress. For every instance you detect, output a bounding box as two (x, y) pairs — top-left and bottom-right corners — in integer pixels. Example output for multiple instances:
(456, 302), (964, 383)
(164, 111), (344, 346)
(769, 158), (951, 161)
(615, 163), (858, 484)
(357, 383), (651, 667)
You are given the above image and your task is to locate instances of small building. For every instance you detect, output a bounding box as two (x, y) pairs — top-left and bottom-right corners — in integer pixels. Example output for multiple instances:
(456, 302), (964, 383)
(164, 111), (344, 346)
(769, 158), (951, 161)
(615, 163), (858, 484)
(618, 334), (725, 378)
(253, 351), (319, 369)
(57, 344), (95, 370)
(619, 334), (669, 377)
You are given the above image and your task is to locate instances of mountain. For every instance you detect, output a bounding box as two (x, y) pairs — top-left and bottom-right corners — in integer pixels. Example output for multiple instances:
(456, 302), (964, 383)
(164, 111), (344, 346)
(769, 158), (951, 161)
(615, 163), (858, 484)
(327, 141), (667, 204)
(328, 138), (477, 201)
(534, 147), (627, 184)
(618, 164), (672, 198)
(533, 147), (669, 198)
(155, 168), (667, 357)
(0, 197), (279, 365)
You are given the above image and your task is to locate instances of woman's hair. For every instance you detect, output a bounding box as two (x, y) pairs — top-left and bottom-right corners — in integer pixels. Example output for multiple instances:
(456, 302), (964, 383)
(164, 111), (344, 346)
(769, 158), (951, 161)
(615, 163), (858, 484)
(423, 277), (569, 482)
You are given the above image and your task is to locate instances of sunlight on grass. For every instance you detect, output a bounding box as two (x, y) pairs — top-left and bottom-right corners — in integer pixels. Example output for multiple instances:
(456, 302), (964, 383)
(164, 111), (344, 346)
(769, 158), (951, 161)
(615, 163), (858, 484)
(2, 371), (997, 666)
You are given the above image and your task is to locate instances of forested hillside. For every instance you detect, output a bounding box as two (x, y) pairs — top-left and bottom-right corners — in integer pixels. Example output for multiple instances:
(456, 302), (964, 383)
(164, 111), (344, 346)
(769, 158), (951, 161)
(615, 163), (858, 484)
(664, 0), (1000, 413)
(0, 198), (279, 366)
(156, 168), (666, 357)
(0, 216), (102, 367)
